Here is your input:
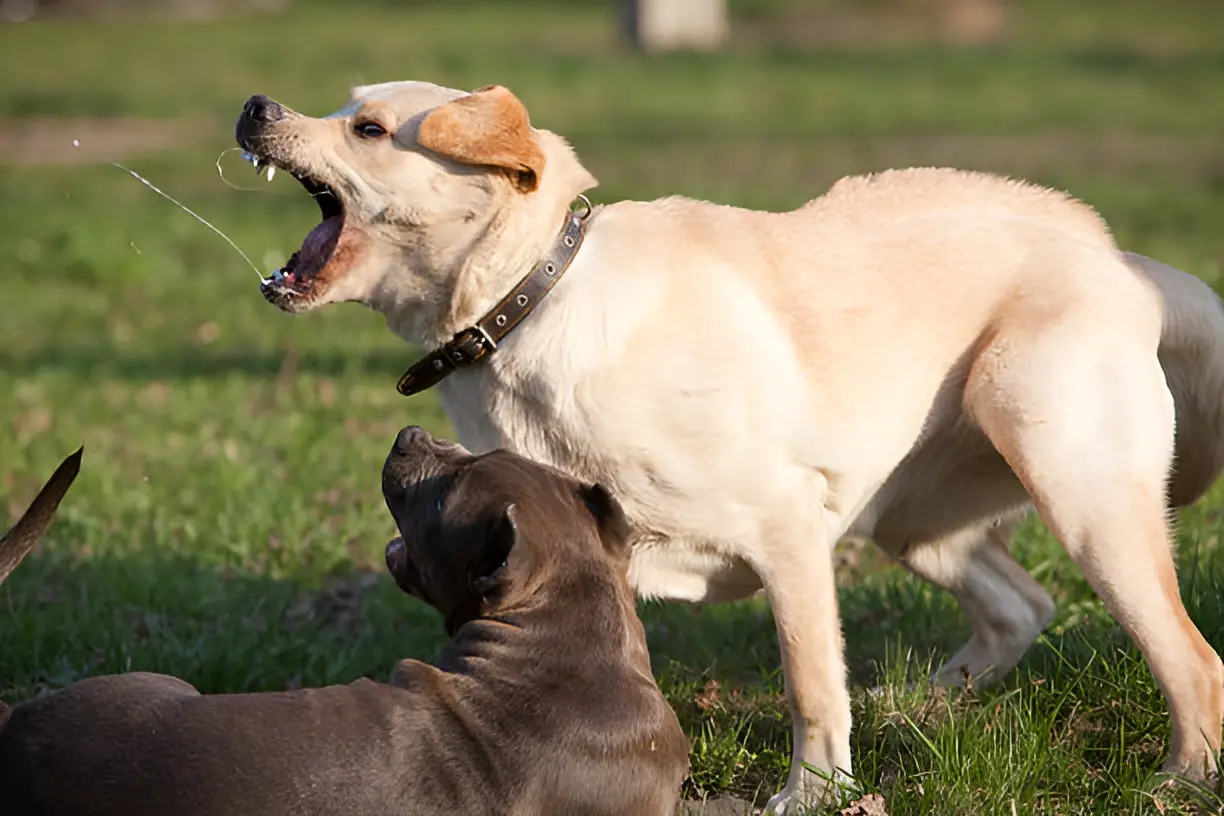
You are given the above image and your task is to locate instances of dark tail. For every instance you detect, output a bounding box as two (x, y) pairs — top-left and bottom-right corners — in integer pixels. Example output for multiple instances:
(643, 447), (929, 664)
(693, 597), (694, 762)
(1125, 252), (1224, 507)
(0, 447), (83, 587)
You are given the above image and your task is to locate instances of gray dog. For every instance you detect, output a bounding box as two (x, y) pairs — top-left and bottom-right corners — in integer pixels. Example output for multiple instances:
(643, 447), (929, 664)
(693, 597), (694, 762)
(0, 432), (689, 815)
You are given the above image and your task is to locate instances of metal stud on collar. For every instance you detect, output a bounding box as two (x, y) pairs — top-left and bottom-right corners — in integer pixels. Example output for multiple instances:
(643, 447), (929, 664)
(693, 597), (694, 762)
(395, 204), (589, 398)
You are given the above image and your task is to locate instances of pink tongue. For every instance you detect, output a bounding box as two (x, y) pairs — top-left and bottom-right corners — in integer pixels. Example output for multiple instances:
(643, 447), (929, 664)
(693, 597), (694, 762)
(293, 216), (343, 277)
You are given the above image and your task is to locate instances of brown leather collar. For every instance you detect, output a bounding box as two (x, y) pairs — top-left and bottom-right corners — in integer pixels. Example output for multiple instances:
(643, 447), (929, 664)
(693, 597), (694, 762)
(396, 198), (592, 397)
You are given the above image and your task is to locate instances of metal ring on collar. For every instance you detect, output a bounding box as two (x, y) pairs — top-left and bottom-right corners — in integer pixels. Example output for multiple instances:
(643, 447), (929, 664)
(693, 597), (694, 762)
(573, 194), (593, 221)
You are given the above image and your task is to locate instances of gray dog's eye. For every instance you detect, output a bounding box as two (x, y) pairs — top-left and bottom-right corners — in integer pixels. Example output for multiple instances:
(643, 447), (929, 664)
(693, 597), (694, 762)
(435, 496), (445, 516)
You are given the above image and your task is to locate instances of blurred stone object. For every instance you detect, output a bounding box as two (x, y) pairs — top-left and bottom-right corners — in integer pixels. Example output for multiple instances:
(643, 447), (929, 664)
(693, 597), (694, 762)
(1, 0), (286, 22)
(677, 797), (758, 815)
(620, 0), (728, 53)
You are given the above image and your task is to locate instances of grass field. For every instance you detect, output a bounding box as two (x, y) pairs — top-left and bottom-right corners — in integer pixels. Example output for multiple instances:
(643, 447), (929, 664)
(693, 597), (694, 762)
(2, 2), (1224, 813)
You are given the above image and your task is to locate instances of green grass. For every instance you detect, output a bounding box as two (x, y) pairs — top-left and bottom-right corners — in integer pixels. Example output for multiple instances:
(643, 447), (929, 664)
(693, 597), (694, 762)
(2, 2), (1224, 812)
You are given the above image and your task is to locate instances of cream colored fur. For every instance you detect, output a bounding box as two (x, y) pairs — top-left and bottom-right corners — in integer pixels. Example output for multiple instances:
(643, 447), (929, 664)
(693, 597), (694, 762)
(249, 81), (1224, 813)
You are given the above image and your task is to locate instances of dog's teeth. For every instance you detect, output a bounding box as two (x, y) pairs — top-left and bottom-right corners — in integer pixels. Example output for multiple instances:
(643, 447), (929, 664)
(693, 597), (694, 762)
(265, 165), (276, 182)
(252, 156), (261, 171)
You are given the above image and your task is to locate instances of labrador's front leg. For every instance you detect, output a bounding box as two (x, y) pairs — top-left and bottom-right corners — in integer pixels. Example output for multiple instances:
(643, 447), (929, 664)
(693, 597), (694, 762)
(754, 514), (855, 814)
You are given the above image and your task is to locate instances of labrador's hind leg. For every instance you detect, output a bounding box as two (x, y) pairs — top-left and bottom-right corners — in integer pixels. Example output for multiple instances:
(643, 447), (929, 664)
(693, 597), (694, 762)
(969, 325), (1224, 778)
(890, 517), (1054, 687)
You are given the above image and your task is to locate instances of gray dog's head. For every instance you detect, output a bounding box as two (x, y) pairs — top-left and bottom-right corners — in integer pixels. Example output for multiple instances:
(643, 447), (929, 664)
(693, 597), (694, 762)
(381, 426), (630, 636)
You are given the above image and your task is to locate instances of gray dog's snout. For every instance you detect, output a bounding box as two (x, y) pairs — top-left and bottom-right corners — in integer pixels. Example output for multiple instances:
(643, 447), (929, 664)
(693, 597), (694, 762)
(385, 537), (407, 575)
(395, 426), (430, 455)
(242, 94), (284, 124)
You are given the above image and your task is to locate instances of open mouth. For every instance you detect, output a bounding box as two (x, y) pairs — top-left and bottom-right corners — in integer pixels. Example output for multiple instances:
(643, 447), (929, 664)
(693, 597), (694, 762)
(241, 150), (345, 309)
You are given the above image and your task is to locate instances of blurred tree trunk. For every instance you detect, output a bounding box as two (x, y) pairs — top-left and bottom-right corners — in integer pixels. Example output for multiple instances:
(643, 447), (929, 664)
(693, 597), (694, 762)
(619, 0), (728, 53)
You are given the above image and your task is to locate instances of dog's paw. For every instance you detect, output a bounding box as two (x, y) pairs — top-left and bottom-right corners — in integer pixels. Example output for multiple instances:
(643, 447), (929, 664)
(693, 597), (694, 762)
(1140, 767), (1221, 803)
(763, 789), (809, 815)
(764, 768), (859, 814)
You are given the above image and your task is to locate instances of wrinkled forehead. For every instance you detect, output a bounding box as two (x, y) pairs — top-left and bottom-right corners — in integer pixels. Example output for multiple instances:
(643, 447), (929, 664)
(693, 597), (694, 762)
(328, 80), (467, 121)
(459, 453), (581, 510)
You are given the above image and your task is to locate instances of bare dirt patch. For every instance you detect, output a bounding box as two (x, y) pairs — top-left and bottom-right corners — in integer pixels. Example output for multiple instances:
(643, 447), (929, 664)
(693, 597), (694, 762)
(0, 116), (208, 166)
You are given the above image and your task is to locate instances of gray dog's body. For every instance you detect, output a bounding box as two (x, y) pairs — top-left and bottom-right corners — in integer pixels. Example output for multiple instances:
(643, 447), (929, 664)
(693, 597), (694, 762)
(0, 437), (688, 816)
(2, 673), (485, 815)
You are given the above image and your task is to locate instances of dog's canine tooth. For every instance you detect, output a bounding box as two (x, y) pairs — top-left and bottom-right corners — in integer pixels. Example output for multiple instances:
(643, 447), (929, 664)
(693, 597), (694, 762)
(266, 165), (276, 182)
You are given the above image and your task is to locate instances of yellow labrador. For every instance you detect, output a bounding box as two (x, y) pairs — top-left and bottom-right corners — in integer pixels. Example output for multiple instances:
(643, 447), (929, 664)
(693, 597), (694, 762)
(235, 82), (1224, 812)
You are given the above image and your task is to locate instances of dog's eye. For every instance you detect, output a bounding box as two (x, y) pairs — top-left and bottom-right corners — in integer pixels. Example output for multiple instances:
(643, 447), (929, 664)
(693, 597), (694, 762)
(354, 121), (388, 139)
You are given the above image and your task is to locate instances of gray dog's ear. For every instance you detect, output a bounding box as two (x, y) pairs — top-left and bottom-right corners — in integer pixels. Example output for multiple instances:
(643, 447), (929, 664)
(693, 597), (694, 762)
(472, 503), (519, 596)
(578, 483), (631, 558)
(415, 85), (546, 194)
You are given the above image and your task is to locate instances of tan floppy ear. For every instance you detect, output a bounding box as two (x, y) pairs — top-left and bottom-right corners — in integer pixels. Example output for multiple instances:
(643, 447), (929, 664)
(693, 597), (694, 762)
(416, 85), (545, 193)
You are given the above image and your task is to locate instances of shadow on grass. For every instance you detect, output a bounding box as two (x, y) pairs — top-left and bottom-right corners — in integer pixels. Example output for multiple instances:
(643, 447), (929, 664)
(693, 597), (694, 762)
(6, 532), (1224, 810)
(644, 550), (1224, 807)
(0, 547), (447, 705)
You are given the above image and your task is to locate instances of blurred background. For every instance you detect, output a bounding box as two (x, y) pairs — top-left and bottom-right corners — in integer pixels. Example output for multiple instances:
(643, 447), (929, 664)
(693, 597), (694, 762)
(1, 1), (1223, 809)
(4, 0), (1220, 527)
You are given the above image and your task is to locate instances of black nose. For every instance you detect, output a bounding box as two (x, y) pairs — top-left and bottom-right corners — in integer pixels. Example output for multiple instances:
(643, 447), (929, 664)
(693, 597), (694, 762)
(242, 94), (283, 124)
(394, 426), (430, 456)
(385, 537), (407, 575)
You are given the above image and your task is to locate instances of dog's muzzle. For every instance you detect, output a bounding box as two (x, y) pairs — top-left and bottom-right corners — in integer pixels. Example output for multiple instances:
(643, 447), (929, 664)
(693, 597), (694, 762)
(385, 536), (408, 575)
(383, 426), (472, 493)
(235, 93), (287, 147)
(391, 426), (468, 460)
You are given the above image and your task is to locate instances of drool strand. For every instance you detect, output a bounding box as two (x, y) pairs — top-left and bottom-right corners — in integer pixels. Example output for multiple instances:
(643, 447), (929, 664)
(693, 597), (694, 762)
(73, 140), (268, 282)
